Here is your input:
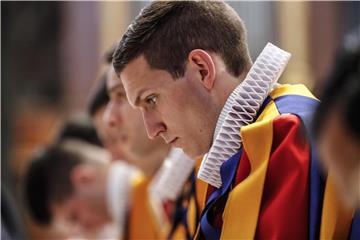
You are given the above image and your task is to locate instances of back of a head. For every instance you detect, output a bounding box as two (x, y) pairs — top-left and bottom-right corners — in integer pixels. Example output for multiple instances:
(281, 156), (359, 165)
(56, 116), (103, 147)
(87, 76), (109, 118)
(24, 145), (83, 225)
(113, 1), (251, 78)
(313, 28), (360, 139)
(87, 44), (116, 117)
(104, 43), (116, 64)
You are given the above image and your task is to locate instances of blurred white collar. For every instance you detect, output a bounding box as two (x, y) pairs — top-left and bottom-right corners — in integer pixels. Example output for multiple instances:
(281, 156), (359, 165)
(106, 162), (139, 236)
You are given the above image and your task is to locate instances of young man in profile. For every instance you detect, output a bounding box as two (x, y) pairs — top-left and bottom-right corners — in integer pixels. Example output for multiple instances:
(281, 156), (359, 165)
(104, 64), (206, 239)
(111, 1), (359, 239)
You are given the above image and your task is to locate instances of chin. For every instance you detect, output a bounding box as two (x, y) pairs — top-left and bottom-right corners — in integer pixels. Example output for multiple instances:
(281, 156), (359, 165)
(332, 170), (360, 210)
(341, 189), (360, 210)
(182, 146), (203, 159)
(347, 171), (360, 210)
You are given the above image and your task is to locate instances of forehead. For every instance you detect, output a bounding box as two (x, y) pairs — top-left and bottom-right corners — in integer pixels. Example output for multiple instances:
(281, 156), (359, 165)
(107, 67), (124, 92)
(120, 55), (174, 105)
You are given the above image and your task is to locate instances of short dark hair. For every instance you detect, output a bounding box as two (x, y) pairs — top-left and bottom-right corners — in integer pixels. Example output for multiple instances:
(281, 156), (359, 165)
(24, 145), (84, 225)
(313, 29), (360, 139)
(56, 117), (103, 147)
(87, 73), (109, 117)
(87, 44), (116, 116)
(104, 43), (117, 64)
(87, 43), (116, 116)
(113, 1), (251, 78)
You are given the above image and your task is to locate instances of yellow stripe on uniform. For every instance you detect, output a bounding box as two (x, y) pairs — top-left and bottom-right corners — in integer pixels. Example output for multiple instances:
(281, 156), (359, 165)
(220, 101), (279, 239)
(129, 175), (161, 239)
(271, 84), (354, 239)
(320, 172), (354, 239)
(270, 84), (317, 100)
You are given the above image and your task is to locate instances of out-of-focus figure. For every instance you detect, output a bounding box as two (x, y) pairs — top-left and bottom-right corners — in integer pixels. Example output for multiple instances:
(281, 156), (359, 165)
(88, 46), (126, 161)
(314, 28), (360, 210)
(23, 120), (139, 239)
(88, 76), (126, 161)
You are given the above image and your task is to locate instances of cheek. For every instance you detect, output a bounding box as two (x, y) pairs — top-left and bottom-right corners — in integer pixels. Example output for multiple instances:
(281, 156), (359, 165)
(127, 108), (145, 131)
(122, 103), (137, 121)
(80, 203), (99, 220)
(319, 138), (334, 169)
(319, 124), (343, 167)
(335, 145), (360, 183)
(163, 89), (193, 122)
(166, 90), (212, 136)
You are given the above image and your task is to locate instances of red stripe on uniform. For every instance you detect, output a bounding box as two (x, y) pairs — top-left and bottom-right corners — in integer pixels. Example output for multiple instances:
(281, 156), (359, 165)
(255, 114), (310, 239)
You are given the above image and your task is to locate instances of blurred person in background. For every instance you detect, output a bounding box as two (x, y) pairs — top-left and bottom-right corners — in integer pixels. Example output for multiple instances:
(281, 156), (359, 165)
(55, 116), (103, 147)
(313, 28), (360, 218)
(88, 75), (126, 161)
(88, 46), (126, 161)
(24, 118), (140, 239)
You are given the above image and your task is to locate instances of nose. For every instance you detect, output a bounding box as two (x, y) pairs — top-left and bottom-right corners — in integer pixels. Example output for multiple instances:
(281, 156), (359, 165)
(103, 101), (122, 129)
(142, 109), (166, 139)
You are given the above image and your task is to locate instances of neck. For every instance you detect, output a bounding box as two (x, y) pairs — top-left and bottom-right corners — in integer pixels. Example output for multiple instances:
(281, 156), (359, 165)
(211, 53), (250, 113)
(211, 70), (249, 140)
(215, 60), (250, 107)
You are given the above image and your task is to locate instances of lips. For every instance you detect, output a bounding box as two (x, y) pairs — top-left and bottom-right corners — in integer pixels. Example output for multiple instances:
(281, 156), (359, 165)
(168, 137), (178, 146)
(161, 134), (178, 145)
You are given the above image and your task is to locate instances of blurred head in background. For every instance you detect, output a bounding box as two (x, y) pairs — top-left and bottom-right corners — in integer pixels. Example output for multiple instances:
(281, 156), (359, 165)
(88, 45), (126, 161)
(24, 139), (112, 236)
(88, 74), (125, 160)
(314, 28), (360, 209)
(25, 118), (139, 238)
(55, 116), (103, 147)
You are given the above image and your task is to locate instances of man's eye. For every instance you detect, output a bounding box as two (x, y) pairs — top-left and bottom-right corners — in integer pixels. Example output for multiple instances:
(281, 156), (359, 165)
(115, 93), (125, 102)
(146, 95), (157, 106)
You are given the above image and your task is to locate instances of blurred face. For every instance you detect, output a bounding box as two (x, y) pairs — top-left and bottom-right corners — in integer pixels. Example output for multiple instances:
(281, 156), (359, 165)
(93, 106), (125, 160)
(51, 164), (110, 236)
(120, 55), (218, 158)
(52, 195), (109, 236)
(318, 110), (360, 209)
(105, 67), (166, 163)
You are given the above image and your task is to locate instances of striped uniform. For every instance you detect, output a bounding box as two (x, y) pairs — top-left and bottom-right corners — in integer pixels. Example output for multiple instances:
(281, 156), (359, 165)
(197, 84), (360, 240)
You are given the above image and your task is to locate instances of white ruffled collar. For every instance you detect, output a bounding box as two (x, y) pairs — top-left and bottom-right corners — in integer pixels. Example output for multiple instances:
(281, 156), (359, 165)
(106, 162), (139, 236)
(198, 43), (291, 188)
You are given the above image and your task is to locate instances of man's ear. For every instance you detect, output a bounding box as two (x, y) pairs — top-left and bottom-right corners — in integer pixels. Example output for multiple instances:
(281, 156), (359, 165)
(188, 49), (216, 90)
(70, 164), (97, 190)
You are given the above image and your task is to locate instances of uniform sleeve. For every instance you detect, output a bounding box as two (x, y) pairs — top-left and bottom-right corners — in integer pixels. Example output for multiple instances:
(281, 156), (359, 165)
(254, 114), (310, 240)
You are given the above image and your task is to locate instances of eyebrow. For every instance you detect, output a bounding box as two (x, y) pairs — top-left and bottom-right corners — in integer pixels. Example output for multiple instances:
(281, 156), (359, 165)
(108, 84), (124, 95)
(134, 88), (149, 107)
(134, 96), (141, 107)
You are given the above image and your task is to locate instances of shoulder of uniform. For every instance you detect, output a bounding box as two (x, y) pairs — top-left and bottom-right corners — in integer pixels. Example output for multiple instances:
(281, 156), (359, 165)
(270, 84), (317, 100)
